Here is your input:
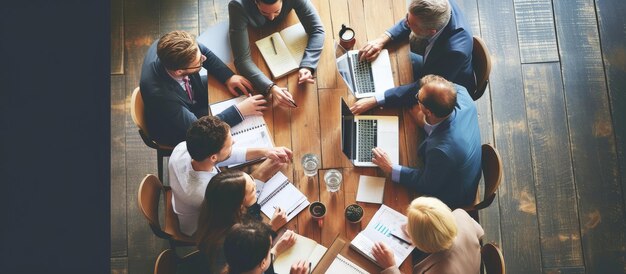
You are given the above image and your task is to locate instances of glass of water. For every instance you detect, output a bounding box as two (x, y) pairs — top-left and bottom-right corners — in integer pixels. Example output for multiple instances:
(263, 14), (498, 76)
(324, 169), (343, 192)
(301, 153), (320, 177)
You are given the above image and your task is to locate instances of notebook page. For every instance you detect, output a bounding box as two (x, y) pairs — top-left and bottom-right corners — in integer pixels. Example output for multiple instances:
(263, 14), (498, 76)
(326, 255), (369, 274)
(255, 32), (299, 78)
(273, 234), (327, 274)
(279, 23), (308, 65)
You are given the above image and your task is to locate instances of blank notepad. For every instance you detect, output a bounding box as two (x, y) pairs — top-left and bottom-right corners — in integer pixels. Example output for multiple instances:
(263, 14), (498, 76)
(356, 175), (385, 204)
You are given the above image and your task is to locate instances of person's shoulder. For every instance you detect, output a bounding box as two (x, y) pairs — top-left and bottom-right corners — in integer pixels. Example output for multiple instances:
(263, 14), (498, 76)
(171, 141), (189, 159)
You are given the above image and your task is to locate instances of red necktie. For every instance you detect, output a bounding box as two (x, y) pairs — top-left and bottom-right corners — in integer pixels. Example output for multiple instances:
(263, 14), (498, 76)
(182, 76), (193, 101)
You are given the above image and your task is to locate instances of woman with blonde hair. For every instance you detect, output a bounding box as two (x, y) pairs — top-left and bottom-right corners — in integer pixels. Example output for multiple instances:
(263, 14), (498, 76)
(372, 197), (484, 273)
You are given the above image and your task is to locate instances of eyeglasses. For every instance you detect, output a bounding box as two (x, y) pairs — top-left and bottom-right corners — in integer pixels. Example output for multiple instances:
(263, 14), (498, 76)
(182, 54), (207, 70)
(414, 92), (422, 104)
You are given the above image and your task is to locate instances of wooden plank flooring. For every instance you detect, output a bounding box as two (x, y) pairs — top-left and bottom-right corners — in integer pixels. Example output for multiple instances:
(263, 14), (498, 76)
(110, 0), (626, 273)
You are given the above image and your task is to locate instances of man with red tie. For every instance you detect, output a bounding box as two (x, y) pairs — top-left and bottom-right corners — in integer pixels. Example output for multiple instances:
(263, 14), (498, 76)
(140, 30), (266, 147)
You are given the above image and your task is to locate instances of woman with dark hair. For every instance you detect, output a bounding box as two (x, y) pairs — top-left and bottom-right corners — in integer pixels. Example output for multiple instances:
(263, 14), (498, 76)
(195, 170), (287, 273)
(222, 221), (309, 274)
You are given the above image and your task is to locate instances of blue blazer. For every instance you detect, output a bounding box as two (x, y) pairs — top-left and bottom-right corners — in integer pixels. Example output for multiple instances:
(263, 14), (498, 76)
(140, 41), (243, 147)
(397, 85), (481, 209)
(383, 0), (474, 108)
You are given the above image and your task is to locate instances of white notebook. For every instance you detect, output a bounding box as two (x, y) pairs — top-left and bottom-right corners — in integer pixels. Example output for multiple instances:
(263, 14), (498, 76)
(255, 23), (308, 78)
(356, 175), (385, 204)
(273, 234), (327, 274)
(350, 205), (414, 267)
(326, 255), (369, 274)
(256, 172), (310, 224)
(209, 96), (274, 167)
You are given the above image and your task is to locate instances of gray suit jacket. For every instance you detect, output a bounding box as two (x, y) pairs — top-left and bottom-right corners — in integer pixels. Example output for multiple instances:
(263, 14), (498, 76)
(228, 0), (325, 92)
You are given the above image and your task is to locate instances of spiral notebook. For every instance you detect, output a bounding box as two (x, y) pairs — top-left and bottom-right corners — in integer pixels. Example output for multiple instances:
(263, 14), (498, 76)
(209, 96), (274, 167)
(257, 171), (309, 223)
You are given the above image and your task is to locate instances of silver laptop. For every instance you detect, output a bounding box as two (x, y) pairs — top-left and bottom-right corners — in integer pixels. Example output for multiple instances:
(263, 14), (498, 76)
(336, 49), (395, 98)
(341, 98), (399, 167)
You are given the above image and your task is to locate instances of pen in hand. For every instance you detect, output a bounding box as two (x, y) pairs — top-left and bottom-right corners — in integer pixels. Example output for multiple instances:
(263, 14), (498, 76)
(280, 87), (298, 107)
(390, 232), (412, 245)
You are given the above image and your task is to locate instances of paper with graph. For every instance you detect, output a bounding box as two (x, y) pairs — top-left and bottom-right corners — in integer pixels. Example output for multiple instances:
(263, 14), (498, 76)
(350, 204), (414, 267)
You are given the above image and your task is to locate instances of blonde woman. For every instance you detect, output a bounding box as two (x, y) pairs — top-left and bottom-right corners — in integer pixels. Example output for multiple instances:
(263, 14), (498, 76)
(372, 197), (484, 273)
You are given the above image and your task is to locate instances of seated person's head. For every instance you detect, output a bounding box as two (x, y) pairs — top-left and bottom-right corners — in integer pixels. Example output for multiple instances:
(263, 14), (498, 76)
(254, 0), (282, 21)
(407, 0), (451, 38)
(223, 221), (274, 274)
(186, 116), (233, 163)
(157, 30), (206, 74)
(406, 196), (458, 253)
(417, 74), (457, 118)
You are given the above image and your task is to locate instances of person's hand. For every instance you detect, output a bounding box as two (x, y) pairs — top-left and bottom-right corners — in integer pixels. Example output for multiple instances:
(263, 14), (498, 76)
(272, 229), (297, 256)
(358, 34), (391, 62)
(252, 158), (285, 182)
(270, 206), (288, 231)
(289, 260), (310, 274)
(372, 147), (393, 174)
(235, 94), (267, 116)
(225, 74), (253, 96)
(372, 242), (396, 269)
(265, 147), (293, 163)
(350, 97), (378, 115)
(298, 68), (315, 84)
(271, 85), (297, 108)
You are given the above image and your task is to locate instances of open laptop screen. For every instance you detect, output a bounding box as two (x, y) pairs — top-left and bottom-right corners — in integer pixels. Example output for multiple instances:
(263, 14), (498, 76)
(340, 98), (356, 161)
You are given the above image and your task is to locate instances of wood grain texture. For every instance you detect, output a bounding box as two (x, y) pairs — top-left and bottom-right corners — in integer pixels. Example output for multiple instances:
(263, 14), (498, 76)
(513, 0), (559, 63)
(123, 0), (167, 273)
(111, 0), (124, 75)
(319, 168), (347, 247)
(311, 0), (336, 89)
(456, 0), (501, 249)
(595, 0), (626, 223)
(477, 0), (543, 273)
(543, 266), (586, 274)
(111, 75), (127, 258)
(319, 89), (353, 169)
(522, 63), (584, 267)
(553, 0), (626, 272)
(110, 257), (128, 274)
(160, 0), (199, 35)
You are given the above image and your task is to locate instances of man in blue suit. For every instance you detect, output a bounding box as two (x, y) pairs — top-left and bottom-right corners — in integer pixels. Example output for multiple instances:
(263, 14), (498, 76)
(350, 0), (474, 115)
(140, 30), (267, 147)
(371, 75), (481, 209)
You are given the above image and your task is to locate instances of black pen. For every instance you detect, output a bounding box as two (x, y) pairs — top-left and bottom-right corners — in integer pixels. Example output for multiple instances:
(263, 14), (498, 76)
(390, 232), (412, 245)
(270, 36), (277, 55)
(308, 262), (312, 274)
(280, 88), (298, 107)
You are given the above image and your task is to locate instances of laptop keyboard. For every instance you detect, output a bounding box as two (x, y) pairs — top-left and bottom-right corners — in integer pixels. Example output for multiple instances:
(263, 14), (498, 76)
(357, 120), (377, 162)
(350, 52), (375, 94)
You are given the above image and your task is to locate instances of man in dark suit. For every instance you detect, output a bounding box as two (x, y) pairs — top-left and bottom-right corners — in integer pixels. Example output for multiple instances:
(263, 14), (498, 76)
(371, 75), (481, 209)
(350, 0), (474, 115)
(140, 30), (267, 147)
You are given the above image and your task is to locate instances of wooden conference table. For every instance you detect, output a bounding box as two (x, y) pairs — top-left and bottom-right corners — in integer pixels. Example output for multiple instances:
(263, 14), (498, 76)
(208, 1), (421, 272)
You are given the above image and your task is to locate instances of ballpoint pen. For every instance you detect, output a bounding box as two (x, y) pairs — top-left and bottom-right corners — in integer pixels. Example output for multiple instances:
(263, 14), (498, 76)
(280, 87), (298, 107)
(308, 261), (312, 274)
(390, 232), (412, 245)
(270, 36), (277, 55)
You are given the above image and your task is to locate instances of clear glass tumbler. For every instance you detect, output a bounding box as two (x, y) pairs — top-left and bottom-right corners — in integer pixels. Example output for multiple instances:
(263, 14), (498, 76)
(301, 153), (320, 177)
(324, 169), (343, 192)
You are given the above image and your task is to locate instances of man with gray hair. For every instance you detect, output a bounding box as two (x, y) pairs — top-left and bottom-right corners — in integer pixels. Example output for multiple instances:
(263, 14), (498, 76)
(350, 0), (474, 115)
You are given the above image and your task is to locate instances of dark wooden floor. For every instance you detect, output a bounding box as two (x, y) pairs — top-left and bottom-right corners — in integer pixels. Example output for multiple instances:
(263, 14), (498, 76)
(110, 0), (626, 273)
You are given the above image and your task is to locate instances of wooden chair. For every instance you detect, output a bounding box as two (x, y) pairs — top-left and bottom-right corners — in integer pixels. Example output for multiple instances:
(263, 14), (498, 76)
(464, 144), (503, 222)
(471, 36), (492, 101)
(154, 249), (201, 274)
(130, 87), (174, 181)
(138, 174), (195, 249)
(481, 243), (505, 274)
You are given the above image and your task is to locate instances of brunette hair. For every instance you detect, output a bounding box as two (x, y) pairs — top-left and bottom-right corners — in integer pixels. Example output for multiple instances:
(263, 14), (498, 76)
(222, 221), (274, 273)
(196, 170), (249, 264)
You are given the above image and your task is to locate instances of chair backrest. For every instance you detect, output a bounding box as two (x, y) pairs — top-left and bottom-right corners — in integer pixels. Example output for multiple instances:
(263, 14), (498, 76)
(138, 174), (172, 240)
(154, 249), (178, 274)
(130, 87), (148, 135)
(480, 144), (503, 208)
(482, 243), (505, 274)
(472, 36), (492, 101)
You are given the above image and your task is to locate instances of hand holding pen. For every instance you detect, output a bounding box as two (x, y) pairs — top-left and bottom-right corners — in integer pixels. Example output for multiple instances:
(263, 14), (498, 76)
(270, 85), (298, 108)
(270, 206), (288, 230)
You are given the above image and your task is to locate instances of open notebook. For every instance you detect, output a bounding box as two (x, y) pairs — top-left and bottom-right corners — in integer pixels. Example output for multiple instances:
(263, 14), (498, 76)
(350, 205), (414, 267)
(209, 96), (273, 167)
(257, 171), (309, 224)
(255, 23), (308, 78)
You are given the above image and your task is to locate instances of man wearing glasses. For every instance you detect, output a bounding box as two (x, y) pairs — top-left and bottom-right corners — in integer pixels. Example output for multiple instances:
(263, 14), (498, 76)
(370, 75), (481, 209)
(140, 30), (266, 147)
(350, 0), (474, 115)
(228, 0), (325, 108)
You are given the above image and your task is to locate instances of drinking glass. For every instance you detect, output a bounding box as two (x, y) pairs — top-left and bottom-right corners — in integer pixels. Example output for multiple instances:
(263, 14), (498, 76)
(324, 169), (343, 192)
(301, 153), (320, 177)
